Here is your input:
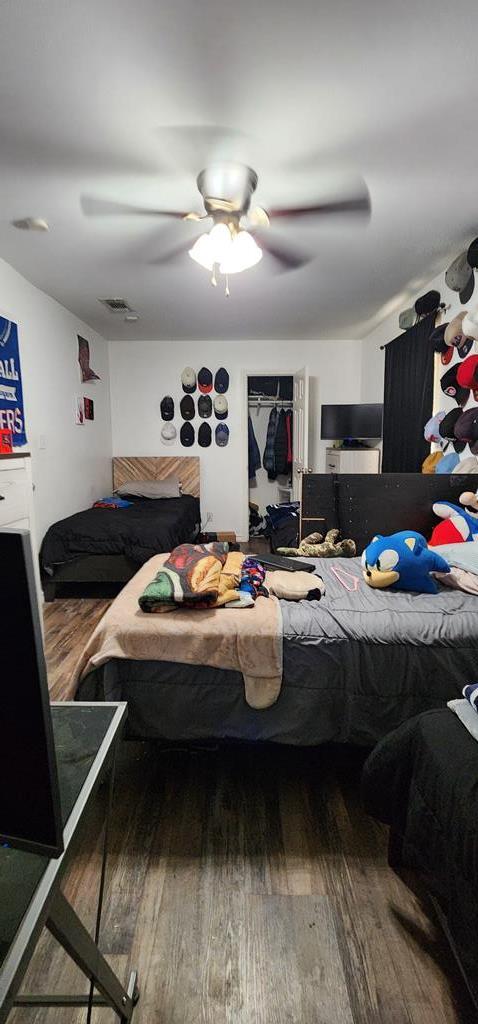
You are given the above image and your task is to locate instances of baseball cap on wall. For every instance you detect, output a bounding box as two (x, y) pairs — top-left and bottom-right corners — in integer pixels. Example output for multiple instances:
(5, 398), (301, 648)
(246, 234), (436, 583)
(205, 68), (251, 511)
(438, 407), (466, 453)
(160, 395), (174, 420)
(467, 238), (478, 269)
(440, 364), (470, 407)
(414, 290), (441, 316)
(161, 423), (177, 443)
(215, 423), (229, 447)
(444, 312), (473, 348)
(462, 307), (478, 341)
(214, 367), (229, 393)
(198, 367), (213, 393)
(398, 308), (415, 331)
(457, 355), (478, 390)
(455, 408), (478, 453)
(181, 367), (197, 393)
(198, 394), (212, 418)
(214, 395), (228, 420)
(180, 395), (195, 420)
(439, 407), (463, 439)
(180, 422), (195, 447)
(445, 251), (475, 303)
(198, 422), (212, 447)
(456, 455), (478, 473)
(435, 451), (460, 473)
(424, 410), (446, 446)
(430, 323), (454, 365)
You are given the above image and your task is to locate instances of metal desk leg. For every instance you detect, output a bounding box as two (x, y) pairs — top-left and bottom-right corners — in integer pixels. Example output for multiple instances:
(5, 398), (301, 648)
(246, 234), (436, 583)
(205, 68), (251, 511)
(47, 889), (136, 1022)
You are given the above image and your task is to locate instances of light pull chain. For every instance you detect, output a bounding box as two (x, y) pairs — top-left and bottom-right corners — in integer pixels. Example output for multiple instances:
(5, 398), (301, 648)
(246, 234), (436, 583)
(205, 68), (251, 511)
(225, 275), (230, 297)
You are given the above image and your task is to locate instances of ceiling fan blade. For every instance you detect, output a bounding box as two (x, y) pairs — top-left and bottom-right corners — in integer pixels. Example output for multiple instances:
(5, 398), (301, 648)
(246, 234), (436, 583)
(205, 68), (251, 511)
(255, 232), (312, 272)
(149, 238), (195, 265)
(269, 197), (370, 219)
(81, 196), (190, 218)
(268, 190), (371, 221)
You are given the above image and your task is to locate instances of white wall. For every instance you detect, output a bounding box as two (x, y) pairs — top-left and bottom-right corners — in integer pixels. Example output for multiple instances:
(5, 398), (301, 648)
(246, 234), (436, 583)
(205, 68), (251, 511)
(0, 257), (112, 545)
(109, 338), (362, 539)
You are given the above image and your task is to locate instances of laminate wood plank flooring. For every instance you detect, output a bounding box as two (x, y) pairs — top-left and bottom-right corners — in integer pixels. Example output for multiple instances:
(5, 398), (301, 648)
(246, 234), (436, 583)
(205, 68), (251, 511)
(10, 598), (474, 1023)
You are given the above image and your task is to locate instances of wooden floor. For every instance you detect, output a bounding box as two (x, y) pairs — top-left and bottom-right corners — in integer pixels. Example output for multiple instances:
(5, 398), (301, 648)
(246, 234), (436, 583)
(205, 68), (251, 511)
(12, 598), (475, 1023)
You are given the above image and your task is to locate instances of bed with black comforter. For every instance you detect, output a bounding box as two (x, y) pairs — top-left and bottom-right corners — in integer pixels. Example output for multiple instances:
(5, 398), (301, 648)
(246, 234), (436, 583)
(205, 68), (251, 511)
(40, 495), (200, 594)
(76, 555), (478, 745)
(362, 707), (478, 1008)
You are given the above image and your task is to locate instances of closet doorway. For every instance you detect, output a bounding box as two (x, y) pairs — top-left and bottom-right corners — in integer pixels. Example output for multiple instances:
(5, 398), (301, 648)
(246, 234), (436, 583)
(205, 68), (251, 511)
(246, 370), (309, 544)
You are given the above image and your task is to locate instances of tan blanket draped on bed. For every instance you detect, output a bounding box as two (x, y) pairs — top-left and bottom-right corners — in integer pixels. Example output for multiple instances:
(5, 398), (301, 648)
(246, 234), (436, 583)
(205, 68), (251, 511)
(69, 554), (284, 709)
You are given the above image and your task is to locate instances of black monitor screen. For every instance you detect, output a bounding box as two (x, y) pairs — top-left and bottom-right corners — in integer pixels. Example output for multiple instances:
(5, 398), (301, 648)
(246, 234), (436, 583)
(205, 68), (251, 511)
(321, 403), (383, 440)
(0, 530), (63, 857)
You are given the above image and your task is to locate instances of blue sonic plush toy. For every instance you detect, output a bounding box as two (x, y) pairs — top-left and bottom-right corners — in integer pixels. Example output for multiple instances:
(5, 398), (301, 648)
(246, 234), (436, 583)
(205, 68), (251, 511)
(362, 531), (450, 594)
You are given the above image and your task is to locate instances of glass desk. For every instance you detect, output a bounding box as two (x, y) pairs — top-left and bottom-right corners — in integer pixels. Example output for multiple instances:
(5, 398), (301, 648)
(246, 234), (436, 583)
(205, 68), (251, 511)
(0, 702), (138, 1023)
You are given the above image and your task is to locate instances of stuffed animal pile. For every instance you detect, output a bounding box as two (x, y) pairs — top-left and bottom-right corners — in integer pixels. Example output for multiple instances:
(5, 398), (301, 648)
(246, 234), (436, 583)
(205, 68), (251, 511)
(277, 528), (356, 558)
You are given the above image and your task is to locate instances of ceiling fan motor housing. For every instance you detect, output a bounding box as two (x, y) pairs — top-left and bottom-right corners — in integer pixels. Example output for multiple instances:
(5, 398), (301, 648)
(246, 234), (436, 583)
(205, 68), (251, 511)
(197, 163), (258, 217)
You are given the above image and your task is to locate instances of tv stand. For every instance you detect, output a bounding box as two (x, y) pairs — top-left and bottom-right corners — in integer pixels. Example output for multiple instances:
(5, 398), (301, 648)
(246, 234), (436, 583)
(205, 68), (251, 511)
(0, 703), (139, 1023)
(325, 447), (381, 474)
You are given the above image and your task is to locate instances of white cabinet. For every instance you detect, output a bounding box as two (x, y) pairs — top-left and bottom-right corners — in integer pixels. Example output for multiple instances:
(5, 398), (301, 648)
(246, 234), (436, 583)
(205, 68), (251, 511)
(0, 455), (43, 615)
(325, 447), (381, 474)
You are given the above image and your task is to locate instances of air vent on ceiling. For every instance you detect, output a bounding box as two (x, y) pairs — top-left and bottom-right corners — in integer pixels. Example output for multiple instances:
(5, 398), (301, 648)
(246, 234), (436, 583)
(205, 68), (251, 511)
(98, 297), (133, 313)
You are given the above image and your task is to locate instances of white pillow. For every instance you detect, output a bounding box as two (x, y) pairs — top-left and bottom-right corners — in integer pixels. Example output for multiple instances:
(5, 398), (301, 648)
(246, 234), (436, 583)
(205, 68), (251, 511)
(116, 478), (180, 499)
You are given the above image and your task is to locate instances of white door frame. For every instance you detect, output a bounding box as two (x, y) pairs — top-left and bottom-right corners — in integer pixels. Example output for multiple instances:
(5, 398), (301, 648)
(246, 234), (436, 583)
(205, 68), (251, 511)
(240, 368), (305, 542)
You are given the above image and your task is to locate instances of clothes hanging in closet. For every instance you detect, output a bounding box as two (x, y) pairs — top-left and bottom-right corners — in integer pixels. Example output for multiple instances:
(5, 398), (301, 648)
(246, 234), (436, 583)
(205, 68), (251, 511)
(263, 407), (279, 479)
(248, 415), (261, 480)
(274, 409), (289, 476)
(286, 407), (294, 471)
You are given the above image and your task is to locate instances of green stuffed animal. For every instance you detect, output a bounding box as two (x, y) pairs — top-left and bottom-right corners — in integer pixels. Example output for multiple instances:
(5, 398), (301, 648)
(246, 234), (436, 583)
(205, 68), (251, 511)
(277, 528), (356, 558)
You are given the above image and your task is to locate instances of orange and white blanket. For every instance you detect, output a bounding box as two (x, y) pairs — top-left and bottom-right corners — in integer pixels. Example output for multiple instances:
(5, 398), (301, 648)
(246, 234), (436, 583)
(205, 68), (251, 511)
(69, 554), (283, 709)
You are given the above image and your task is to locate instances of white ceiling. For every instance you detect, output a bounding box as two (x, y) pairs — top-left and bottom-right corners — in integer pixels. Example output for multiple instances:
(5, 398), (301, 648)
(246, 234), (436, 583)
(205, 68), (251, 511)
(1, 0), (478, 341)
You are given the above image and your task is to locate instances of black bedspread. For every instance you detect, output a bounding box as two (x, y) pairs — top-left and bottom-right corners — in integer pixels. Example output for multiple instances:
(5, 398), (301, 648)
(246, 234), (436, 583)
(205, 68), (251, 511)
(362, 708), (478, 1005)
(41, 495), (200, 572)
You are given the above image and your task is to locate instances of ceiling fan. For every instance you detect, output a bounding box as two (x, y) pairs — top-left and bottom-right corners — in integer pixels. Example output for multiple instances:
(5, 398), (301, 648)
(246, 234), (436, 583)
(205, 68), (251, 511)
(81, 160), (371, 295)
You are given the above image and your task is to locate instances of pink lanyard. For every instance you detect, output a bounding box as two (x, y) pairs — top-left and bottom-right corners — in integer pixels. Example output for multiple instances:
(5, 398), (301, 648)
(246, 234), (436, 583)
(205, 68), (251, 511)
(330, 565), (361, 591)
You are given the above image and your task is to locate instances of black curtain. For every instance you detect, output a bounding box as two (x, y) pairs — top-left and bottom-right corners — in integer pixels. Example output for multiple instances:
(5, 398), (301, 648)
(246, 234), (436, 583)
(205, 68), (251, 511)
(382, 313), (435, 473)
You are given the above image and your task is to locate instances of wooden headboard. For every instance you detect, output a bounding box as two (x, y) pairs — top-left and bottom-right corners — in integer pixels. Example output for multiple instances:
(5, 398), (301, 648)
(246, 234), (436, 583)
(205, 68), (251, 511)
(113, 457), (200, 498)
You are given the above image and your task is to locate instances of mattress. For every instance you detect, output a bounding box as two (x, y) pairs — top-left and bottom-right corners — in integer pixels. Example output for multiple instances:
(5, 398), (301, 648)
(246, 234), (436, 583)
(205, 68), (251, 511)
(361, 708), (478, 1006)
(77, 556), (478, 745)
(41, 494), (200, 573)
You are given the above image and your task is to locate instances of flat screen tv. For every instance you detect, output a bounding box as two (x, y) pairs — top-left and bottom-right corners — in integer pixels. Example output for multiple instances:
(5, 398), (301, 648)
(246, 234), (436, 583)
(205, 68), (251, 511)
(321, 403), (383, 441)
(0, 530), (63, 857)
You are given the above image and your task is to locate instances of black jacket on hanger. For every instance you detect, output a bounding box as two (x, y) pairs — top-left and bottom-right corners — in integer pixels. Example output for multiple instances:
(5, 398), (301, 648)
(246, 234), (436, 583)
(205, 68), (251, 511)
(274, 409), (289, 476)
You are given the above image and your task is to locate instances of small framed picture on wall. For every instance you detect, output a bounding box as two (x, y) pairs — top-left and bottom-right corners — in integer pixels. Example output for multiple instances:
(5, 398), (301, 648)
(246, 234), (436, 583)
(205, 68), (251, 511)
(84, 397), (94, 421)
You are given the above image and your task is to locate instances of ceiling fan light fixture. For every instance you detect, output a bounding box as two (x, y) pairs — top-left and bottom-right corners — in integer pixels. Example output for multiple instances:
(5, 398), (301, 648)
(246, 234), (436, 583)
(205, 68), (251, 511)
(189, 223), (261, 277)
(188, 231), (215, 271)
(188, 222), (232, 271)
(220, 230), (262, 275)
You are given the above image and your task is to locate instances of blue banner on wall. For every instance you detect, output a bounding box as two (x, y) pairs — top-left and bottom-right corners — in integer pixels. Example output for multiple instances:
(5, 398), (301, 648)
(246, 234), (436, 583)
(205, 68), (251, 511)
(0, 317), (27, 447)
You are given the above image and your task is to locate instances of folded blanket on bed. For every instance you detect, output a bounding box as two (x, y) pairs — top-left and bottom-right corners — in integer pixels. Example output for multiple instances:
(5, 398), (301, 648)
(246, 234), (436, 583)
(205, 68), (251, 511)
(70, 553), (283, 709)
(138, 541), (230, 611)
(435, 566), (478, 594)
